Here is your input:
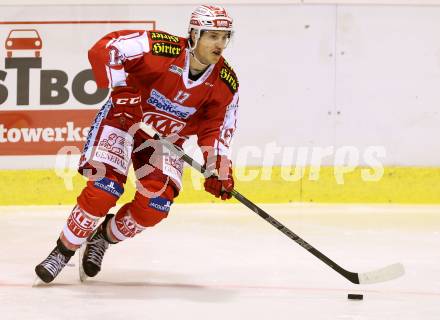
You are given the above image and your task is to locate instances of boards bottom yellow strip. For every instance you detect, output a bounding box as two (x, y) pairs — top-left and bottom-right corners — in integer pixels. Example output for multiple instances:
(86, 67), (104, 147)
(0, 166), (439, 205)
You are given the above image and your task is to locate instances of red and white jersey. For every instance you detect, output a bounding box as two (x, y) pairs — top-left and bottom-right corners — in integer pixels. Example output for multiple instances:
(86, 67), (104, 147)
(88, 29), (239, 158)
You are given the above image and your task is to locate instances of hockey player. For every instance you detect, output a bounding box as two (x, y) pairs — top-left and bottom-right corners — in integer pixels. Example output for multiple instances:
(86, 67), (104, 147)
(35, 5), (239, 283)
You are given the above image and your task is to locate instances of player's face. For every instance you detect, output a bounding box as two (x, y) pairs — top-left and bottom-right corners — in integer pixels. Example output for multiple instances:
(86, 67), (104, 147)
(194, 31), (231, 64)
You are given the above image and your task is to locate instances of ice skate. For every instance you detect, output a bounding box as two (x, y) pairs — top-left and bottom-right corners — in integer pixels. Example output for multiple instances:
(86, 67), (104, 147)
(35, 239), (75, 283)
(81, 214), (114, 279)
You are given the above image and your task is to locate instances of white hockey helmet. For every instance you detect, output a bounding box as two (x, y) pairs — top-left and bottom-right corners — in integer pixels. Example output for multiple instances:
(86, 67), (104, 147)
(188, 5), (234, 49)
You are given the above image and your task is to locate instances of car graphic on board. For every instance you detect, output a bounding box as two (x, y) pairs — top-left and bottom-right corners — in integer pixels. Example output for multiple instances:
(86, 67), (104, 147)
(5, 29), (42, 58)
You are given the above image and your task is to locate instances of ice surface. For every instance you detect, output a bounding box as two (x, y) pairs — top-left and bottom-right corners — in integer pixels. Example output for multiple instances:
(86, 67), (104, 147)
(0, 204), (439, 320)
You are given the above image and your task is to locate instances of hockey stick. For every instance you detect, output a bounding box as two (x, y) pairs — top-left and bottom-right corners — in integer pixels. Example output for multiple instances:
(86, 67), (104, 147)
(138, 122), (405, 285)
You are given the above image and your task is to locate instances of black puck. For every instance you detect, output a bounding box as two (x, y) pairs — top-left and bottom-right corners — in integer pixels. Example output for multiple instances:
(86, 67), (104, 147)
(347, 294), (363, 300)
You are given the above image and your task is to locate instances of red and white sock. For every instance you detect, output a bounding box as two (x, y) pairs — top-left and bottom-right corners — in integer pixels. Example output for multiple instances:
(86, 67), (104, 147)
(109, 205), (146, 242)
(61, 204), (100, 249)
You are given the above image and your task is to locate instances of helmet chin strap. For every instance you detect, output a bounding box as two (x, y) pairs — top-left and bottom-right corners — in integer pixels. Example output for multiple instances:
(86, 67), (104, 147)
(189, 31), (210, 69)
(190, 50), (210, 68)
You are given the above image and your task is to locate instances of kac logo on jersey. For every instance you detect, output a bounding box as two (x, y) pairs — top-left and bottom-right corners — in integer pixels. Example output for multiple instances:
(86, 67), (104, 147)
(147, 89), (196, 119)
(143, 112), (186, 135)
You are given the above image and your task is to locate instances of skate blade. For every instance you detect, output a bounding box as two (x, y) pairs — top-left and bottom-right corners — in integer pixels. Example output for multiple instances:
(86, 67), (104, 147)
(32, 277), (46, 287)
(78, 244), (88, 282)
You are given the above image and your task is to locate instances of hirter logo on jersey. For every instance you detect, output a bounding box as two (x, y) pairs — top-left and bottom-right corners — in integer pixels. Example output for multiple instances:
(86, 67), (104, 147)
(150, 31), (179, 43)
(147, 88), (196, 119)
(143, 112), (186, 135)
(152, 42), (182, 57)
(220, 61), (238, 94)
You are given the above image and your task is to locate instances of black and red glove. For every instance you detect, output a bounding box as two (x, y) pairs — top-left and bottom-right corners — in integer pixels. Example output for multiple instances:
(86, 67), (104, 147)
(109, 86), (143, 130)
(204, 155), (234, 200)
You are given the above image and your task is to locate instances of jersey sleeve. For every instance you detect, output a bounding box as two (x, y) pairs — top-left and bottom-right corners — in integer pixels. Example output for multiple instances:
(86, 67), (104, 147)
(88, 30), (150, 88)
(197, 91), (239, 162)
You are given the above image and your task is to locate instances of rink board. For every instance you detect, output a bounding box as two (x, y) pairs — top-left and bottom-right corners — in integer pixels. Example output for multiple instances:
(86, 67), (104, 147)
(0, 166), (439, 205)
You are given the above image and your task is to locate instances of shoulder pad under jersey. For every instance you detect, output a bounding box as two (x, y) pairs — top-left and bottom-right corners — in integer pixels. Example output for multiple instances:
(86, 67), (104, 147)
(219, 59), (239, 94)
(147, 30), (185, 58)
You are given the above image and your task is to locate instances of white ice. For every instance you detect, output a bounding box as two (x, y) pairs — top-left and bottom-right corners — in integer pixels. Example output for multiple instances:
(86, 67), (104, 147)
(0, 204), (439, 320)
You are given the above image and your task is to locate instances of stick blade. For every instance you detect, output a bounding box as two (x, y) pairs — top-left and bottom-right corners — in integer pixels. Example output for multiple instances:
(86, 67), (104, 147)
(358, 262), (405, 284)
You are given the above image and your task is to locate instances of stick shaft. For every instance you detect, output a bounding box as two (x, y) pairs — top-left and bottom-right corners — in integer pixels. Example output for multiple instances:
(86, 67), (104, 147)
(230, 189), (358, 282)
(139, 125), (359, 283)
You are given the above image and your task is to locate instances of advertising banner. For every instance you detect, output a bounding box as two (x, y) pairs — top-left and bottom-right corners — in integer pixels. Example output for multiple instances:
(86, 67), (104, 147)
(0, 20), (155, 156)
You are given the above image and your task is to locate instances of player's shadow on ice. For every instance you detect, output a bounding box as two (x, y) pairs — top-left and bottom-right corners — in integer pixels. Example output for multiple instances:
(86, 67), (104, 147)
(63, 270), (238, 302)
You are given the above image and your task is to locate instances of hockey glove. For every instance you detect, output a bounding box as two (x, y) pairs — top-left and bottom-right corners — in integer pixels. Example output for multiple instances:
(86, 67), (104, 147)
(204, 155), (234, 200)
(109, 86), (143, 130)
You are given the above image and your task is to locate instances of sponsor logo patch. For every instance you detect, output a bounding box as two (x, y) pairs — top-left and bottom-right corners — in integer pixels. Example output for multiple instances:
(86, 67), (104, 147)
(92, 125), (133, 174)
(147, 89), (196, 119)
(143, 112), (186, 135)
(150, 31), (180, 43)
(67, 206), (98, 239)
(93, 177), (124, 198)
(214, 19), (231, 28)
(168, 64), (183, 76)
(152, 42), (182, 57)
(115, 213), (143, 238)
(81, 100), (112, 166)
(149, 197), (172, 213)
(163, 151), (184, 190)
(220, 61), (238, 93)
